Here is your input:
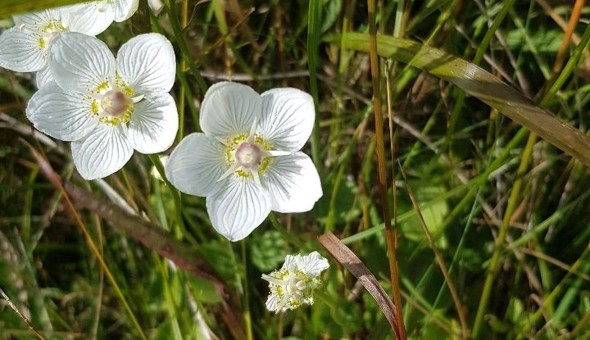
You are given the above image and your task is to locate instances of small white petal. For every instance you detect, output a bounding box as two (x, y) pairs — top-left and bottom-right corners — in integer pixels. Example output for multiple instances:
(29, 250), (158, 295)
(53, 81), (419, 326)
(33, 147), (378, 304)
(0, 28), (46, 72)
(295, 251), (329, 277)
(66, 3), (114, 36)
(26, 84), (98, 141)
(165, 133), (227, 196)
(117, 33), (176, 94)
(128, 93), (178, 154)
(200, 82), (262, 138)
(71, 124), (133, 180)
(281, 255), (297, 271)
(261, 152), (322, 213)
(259, 88), (315, 152)
(265, 294), (280, 312)
(50, 32), (115, 92)
(113, 0), (139, 21)
(206, 176), (271, 241)
(35, 66), (54, 88)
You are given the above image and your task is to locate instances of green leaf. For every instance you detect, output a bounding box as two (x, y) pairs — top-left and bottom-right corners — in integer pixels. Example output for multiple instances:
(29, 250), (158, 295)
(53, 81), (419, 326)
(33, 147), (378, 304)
(341, 32), (590, 169)
(0, 0), (90, 16)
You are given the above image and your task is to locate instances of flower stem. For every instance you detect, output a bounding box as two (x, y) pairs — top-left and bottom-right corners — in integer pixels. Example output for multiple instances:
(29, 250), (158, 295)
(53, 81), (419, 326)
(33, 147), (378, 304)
(366, 0), (406, 338)
(307, 0), (323, 176)
(240, 241), (254, 340)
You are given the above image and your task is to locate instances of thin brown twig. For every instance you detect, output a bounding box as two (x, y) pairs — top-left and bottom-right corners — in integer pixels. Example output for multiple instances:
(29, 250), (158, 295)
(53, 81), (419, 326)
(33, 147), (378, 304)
(0, 288), (46, 340)
(399, 166), (469, 339)
(366, 0), (406, 338)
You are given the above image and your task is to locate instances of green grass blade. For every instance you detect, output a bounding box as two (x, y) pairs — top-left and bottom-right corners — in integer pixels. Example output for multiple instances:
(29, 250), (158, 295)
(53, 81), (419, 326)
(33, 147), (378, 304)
(341, 32), (590, 168)
(0, 0), (89, 16)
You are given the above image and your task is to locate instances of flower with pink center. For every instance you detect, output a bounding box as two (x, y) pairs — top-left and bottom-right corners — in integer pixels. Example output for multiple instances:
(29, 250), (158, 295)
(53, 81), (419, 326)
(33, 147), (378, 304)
(26, 32), (178, 180)
(0, 5), (114, 75)
(165, 82), (322, 241)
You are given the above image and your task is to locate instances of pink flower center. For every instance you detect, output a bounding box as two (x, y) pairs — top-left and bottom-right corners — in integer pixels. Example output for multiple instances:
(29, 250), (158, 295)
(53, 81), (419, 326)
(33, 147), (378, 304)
(101, 90), (129, 116)
(235, 142), (262, 169)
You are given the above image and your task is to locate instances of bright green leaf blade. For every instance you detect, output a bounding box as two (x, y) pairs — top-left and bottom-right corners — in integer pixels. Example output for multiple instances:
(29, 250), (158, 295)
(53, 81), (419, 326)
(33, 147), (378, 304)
(342, 32), (590, 168)
(0, 0), (90, 16)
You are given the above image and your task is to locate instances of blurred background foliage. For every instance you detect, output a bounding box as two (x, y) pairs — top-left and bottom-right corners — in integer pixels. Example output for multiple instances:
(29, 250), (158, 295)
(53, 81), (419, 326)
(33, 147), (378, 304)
(1, 0), (590, 339)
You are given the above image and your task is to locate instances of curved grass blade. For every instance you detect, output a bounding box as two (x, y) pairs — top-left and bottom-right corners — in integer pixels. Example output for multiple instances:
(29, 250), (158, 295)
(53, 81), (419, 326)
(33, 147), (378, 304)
(341, 32), (590, 168)
(0, 0), (88, 16)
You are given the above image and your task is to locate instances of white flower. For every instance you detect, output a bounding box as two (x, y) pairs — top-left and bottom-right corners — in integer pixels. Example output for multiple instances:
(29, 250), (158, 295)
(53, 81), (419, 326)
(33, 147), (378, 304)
(0, 6), (112, 73)
(26, 32), (178, 180)
(165, 82), (322, 241)
(262, 251), (329, 313)
(71, 0), (139, 31)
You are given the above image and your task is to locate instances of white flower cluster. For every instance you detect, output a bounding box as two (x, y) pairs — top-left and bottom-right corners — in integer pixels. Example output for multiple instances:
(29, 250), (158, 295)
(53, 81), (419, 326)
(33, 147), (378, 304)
(1, 0), (329, 315)
(0, 1), (178, 180)
(262, 252), (329, 312)
(2, 1), (324, 257)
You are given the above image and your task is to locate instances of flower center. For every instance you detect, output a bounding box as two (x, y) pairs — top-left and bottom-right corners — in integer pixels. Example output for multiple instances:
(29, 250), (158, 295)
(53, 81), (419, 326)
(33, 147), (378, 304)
(217, 121), (273, 183)
(101, 90), (130, 116)
(235, 142), (262, 169)
(37, 19), (66, 49)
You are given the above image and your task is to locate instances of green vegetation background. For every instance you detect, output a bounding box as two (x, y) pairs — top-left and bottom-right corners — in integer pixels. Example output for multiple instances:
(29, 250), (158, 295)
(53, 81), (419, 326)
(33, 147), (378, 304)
(1, 0), (590, 339)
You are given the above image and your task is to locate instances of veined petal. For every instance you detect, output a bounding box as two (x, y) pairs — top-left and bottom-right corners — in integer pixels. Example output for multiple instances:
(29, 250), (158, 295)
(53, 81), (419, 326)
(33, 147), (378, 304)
(206, 177), (271, 241)
(113, 0), (139, 21)
(261, 152), (322, 213)
(265, 293), (280, 313)
(128, 93), (178, 154)
(13, 8), (65, 27)
(35, 65), (54, 88)
(200, 82), (262, 138)
(165, 133), (227, 197)
(50, 32), (115, 92)
(0, 28), (46, 72)
(259, 88), (315, 152)
(117, 33), (175, 94)
(26, 84), (98, 141)
(295, 251), (329, 277)
(66, 2), (114, 36)
(71, 124), (133, 180)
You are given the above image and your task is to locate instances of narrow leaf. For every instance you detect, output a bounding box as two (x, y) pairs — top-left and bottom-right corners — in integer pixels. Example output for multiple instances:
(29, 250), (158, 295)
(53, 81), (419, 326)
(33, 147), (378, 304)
(318, 232), (402, 339)
(342, 32), (590, 168)
(0, 0), (89, 16)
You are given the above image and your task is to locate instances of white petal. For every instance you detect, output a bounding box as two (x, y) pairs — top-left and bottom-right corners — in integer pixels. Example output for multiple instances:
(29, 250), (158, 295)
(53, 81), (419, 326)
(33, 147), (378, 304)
(128, 93), (178, 154)
(113, 0), (139, 21)
(165, 133), (227, 196)
(261, 152), (322, 213)
(13, 9), (64, 27)
(206, 177), (271, 241)
(117, 33), (175, 94)
(259, 88), (315, 152)
(35, 65), (54, 88)
(26, 84), (98, 141)
(0, 28), (46, 72)
(71, 124), (133, 180)
(50, 32), (115, 92)
(66, 3), (114, 36)
(296, 252), (329, 277)
(281, 254), (297, 271)
(200, 82), (262, 138)
(265, 294), (280, 312)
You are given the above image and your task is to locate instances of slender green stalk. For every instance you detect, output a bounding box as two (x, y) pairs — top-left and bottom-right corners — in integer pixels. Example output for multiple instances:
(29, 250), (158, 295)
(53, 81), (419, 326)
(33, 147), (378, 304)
(29, 148), (148, 340)
(307, 0), (323, 175)
(472, 7), (590, 336)
(240, 241), (253, 340)
(471, 130), (536, 337)
(162, 0), (207, 94)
